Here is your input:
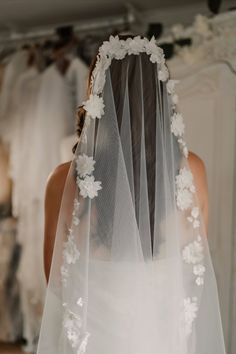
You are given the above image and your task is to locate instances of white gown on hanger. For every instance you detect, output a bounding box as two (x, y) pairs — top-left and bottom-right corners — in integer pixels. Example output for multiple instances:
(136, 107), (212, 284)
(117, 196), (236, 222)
(7, 65), (45, 352)
(65, 57), (88, 108)
(31, 64), (75, 202)
(0, 49), (28, 143)
(61, 57), (88, 163)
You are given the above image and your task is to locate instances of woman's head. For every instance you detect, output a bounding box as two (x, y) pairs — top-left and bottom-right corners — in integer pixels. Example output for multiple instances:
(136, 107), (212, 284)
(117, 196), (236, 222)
(74, 35), (139, 146)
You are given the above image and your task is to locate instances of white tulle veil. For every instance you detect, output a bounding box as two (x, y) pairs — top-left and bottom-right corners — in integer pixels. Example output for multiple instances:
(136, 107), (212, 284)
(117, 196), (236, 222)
(37, 36), (226, 354)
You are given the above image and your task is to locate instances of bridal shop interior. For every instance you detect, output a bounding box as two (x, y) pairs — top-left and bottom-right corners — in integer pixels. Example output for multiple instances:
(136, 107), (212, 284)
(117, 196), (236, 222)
(0, 0), (236, 353)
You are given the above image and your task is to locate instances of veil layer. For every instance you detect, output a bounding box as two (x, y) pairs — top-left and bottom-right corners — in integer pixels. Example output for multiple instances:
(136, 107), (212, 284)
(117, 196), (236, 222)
(37, 36), (226, 354)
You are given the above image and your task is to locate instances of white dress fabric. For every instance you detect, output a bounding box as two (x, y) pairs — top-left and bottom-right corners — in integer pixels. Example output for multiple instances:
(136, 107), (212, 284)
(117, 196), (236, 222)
(18, 63), (76, 351)
(9, 66), (41, 217)
(31, 64), (75, 202)
(6, 65), (45, 352)
(0, 49), (28, 142)
(60, 134), (77, 163)
(65, 57), (89, 109)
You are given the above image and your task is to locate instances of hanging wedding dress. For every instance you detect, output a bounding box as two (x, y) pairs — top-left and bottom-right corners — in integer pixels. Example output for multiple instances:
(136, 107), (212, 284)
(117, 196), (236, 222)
(61, 57), (89, 163)
(31, 63), (75, 202)
(6, 65), (45, 352)
(12, 62), (76, 352)
(65, 57), (89, 109)
(9, 66), (41, 217)
(37, 36), (226, 354)
(0, 49), (28, 143)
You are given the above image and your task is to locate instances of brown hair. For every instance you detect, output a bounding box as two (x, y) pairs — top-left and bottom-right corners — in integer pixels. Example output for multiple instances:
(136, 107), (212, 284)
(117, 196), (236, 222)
(72, 54), (97, 153)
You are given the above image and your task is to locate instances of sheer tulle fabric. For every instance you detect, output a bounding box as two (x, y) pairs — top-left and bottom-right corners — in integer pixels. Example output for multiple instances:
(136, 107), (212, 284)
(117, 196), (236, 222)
(37, 54), (226, 354)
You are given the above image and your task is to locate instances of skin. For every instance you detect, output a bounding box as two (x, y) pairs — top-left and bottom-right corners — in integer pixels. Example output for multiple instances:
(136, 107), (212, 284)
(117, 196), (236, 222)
(43, 152), (209, 282)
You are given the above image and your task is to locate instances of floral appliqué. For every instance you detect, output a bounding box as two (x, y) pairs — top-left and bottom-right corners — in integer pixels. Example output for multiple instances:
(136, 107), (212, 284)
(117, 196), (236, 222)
(182, 235), (205, 286)
(183, 297), (198, 335)
(76, 154), (102, 199)
(63, 300), (90, 353)
(187, 207), (200, 229)
(175, 167), (195, 211)
(82, 94), (104, 120)
(61, 226), (80, 287)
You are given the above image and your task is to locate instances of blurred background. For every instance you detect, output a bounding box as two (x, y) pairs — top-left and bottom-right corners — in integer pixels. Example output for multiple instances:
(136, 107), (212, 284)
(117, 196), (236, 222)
(0, 0), (236, 353)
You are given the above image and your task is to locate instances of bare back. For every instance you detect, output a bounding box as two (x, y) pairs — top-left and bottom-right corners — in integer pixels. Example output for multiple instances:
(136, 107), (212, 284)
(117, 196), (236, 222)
(43, 152), (208, 281)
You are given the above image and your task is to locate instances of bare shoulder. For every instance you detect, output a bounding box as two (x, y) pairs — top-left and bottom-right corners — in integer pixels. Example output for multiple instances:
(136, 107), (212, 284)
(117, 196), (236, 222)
(188, 151), (206, 179)
(187, 151), (208, 197)
(188, 151), (209, 229)
(46, 161), (71, 196)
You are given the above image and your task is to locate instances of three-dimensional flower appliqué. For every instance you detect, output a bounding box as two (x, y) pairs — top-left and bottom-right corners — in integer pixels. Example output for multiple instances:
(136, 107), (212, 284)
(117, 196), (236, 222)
(63, 308), (82, 348)
(182, 240), (204, 265)
(167, 79), (179, 95)
(77, 175), (102, 199)
(83, 94), (104, 119)
(193, 264), (206, 285)
(76, 154), (96, 178)
(167, 79), (179, 105)
(175, 167), (195, 193)
(171, 112), (185, 137)
(61, 228), (81, 286)
(75, 154), (102, 199)
(127, 36), (147, 55)
(63, 301), (91, 354)
(175, 167), (195, 211)
(176, 188), (193, 211)
(187, 207), (200, 229)
(183, 297), (198, 335)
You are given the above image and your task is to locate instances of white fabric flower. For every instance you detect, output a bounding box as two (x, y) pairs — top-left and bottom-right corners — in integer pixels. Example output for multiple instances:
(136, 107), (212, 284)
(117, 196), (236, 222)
(182, 240), (204, 264)
(100, 35), (126, 59)
(196, 277), (204, 286)
(61, 265), (69, 285)
(78, 175), (102, 199)
(63, 309), (82, 348)
(183, 297), (198, 335)
(167, 79), (179, 95)
(187, 207), (200, 228)
(193, 264), (206, 276)
(83, 94), (104, 119)
(191, 207), (199, 219)
(171, 93), (179, 105)
(76, 154), (96, 178)
(63, 234), (80, 265)
(176, 188), (193, 210)
(127, 36), (146, 55)
(150, 51), (165, 65)
(74, 198), (80, 210)
(176, 167), (194, 191)
(171, 112), (185, 137)
(178, 138), (189, 158)
(78, 332), (91, 354)
(146, 37), (164, 58)
(158, 64), (169, 82)
(72, 216), (80, 226)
